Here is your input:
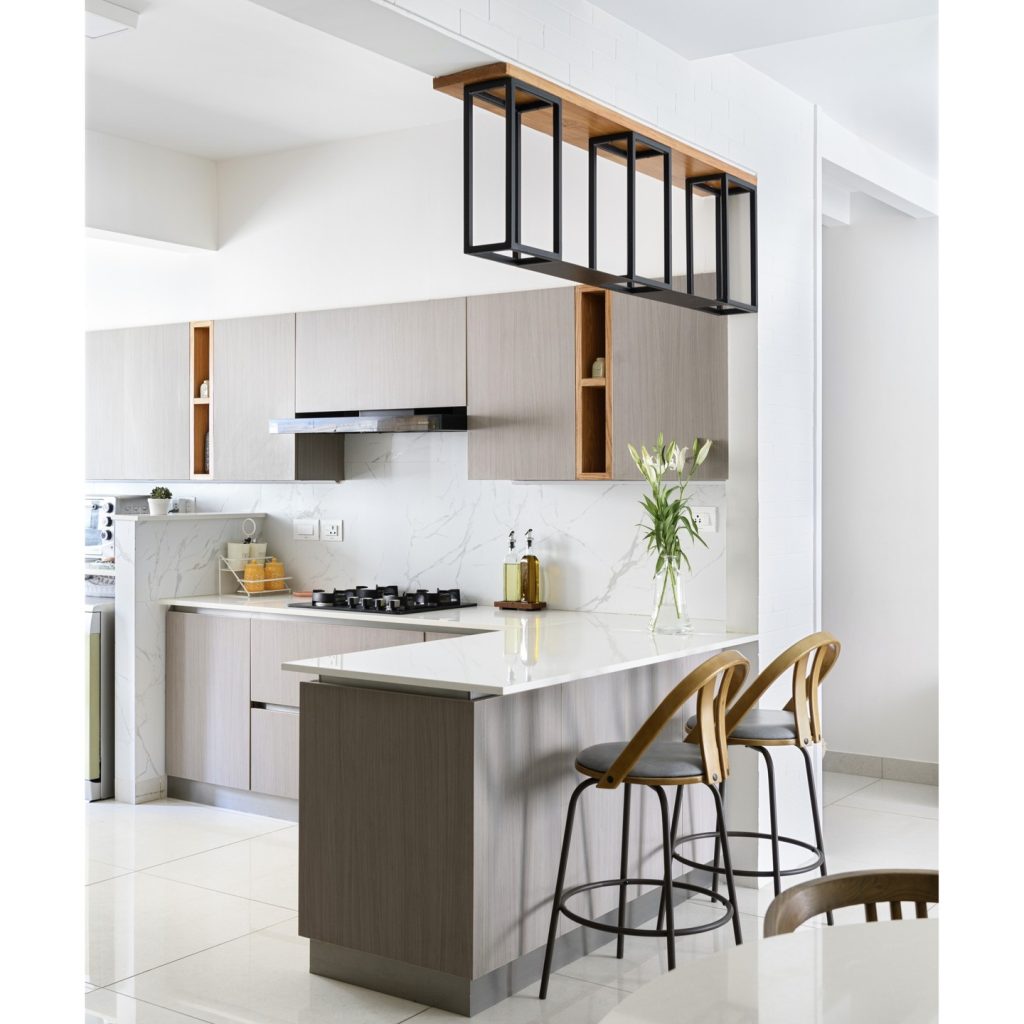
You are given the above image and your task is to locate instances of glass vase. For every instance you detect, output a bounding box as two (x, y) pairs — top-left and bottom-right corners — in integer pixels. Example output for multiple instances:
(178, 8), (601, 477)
(651, 565), (693, 634)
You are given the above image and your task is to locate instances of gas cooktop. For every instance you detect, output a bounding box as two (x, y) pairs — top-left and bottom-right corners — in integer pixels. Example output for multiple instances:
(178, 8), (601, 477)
(289, 586), (475, 615)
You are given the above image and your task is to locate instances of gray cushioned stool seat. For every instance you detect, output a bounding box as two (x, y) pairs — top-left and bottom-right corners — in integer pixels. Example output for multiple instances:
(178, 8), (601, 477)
(576, 740), (704, 780)
(685, 708), (798, 742)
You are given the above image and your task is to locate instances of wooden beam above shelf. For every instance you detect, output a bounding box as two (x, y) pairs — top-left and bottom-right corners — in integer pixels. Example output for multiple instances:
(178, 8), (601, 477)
(433, 62), (756, 189)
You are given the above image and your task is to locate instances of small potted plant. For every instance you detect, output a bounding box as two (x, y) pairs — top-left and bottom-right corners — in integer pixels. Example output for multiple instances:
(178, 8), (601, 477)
(148, 486), (172, 516)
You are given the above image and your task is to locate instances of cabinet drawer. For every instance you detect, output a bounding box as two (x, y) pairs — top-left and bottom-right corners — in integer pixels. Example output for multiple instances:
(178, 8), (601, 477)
(250, 707), (299, 800)
(251, 619), (425, 706)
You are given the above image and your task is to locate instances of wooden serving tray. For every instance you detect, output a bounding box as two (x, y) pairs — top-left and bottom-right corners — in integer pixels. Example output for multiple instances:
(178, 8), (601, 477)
(494, 600), (547, 611)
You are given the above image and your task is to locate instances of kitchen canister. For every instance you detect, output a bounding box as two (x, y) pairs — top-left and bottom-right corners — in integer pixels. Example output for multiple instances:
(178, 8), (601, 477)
(227, 541), (267, 569)
(264, 557), (286, 591)
(242, 560), (266, 594)
(227, 518), (267, 570)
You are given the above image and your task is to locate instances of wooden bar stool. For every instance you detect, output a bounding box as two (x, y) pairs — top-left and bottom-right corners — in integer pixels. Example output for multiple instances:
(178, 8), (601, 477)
(538, 650), (749, 999)
(668, 632), (841, 926)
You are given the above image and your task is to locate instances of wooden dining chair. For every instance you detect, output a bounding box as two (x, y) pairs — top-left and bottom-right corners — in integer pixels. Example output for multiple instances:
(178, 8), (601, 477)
(763, 869), (939, 936)
(539, 650), (749, 999)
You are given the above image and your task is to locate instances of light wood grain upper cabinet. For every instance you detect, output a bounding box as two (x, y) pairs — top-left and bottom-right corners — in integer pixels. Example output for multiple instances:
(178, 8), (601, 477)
(85, 324), (190, 480)
(610, 292), (729, 481)
(295, 298), (467, 413)
(166, 611), (250, 791)
(467, 289), (576, 481)
(212, 314), (297, 481)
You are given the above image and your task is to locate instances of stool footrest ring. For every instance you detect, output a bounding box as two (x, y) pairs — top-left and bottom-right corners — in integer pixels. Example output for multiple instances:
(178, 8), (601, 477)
(672, 830), (824, 878)
(557, 876), (734, 939)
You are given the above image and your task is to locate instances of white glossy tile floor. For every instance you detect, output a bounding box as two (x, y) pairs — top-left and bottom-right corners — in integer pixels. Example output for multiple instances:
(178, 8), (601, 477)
(85, 777), (937, 1024)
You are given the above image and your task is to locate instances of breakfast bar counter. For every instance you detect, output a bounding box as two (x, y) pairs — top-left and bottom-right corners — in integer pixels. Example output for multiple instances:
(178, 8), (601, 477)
(283, 612), (757, 1015)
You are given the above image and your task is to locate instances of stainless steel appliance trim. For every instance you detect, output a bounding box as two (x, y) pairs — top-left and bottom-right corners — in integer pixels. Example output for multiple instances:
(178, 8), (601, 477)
(269, 408), (468, 434)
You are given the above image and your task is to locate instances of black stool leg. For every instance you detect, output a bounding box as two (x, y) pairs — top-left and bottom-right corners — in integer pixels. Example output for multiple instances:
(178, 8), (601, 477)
(615, 783), (632, 959)
(654, 785), (676, 970)
(757, 746), (783, 897)
(710, 779), (725, 897)
(800, 744), (833, 926)
(540, 778), (596, 999)
(709, 782), (742, 945)
(656, 787), (683, 933)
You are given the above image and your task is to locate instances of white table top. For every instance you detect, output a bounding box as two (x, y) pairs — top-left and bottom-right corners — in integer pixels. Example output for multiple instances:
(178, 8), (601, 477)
(600, 919), (938, 1024)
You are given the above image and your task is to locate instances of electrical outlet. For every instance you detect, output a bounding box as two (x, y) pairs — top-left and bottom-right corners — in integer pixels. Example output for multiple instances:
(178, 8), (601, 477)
(293, 518), (319, 541)
(691, 506), (719, 533)
(171, 496), (196, 514)
(321, 519), (344, 542)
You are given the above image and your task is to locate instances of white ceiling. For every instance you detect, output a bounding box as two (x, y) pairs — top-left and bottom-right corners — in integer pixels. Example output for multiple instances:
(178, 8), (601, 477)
(590, 0), (937, 178)
(741, 16), (937, 178)
(88, 0), (938, 179)
(85, 0), (458, 160)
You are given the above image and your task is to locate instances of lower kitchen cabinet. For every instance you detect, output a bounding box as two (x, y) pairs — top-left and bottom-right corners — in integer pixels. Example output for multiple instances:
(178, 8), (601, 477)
(248, 619), (423, 801)
(167, 611), (431, 801)
(165, 611), (251, 790)
(250, 708), (300, 800)
(250, 618), (424, 709)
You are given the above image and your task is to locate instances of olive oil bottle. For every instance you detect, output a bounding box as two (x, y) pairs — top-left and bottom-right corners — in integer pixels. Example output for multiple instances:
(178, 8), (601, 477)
(519, 528), (541, 604)
(503, 530), (522, 601)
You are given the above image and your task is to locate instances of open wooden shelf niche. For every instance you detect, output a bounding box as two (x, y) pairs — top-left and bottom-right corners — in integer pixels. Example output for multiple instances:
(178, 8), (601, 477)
(575, 288), (612, 479)
(190, 322), (212, 479)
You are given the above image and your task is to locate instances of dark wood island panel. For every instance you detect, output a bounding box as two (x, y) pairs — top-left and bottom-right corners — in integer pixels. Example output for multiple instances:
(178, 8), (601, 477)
(298, 651), (734, 1015)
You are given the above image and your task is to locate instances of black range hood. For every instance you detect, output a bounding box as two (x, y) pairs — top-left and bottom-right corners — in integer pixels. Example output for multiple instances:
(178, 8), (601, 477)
(269, 407), (467, 435)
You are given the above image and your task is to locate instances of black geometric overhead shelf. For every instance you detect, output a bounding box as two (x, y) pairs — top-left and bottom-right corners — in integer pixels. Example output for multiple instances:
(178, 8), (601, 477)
(435, 63), (758, 316)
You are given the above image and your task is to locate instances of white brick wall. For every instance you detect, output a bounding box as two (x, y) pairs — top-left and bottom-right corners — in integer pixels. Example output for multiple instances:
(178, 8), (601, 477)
(381, 0), (820, 661)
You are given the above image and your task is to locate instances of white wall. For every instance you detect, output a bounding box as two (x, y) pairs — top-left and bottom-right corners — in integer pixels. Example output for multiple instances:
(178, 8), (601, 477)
(85, 118), (736, 620)
(90, 0), (818, 667)
(92, 433), (728, 619)
(86, 116), (714, 327)
(822, 193), (938, 764)
(86, 131), (218, 250)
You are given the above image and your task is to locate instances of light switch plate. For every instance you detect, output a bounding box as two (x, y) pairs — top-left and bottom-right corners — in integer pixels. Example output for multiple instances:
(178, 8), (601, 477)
(321, 519), (344, 541)
(691, 506), (719, 533)
(293, 518), (320, 541)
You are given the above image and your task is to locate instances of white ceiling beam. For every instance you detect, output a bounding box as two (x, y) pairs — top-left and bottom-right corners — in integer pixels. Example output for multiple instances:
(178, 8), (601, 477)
(86, 131), (218, 250)
(819, 112), (937, 218)
(821, 183), (851, 227)
(85, 0), (138, 38)
(247, 0), (489, 77)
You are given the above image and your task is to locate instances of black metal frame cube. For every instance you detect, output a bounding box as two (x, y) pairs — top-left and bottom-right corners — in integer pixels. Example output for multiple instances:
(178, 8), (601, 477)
(588, 131), (673, 293)
(685, 173), (758, 313)
(463, 76), (562, 264)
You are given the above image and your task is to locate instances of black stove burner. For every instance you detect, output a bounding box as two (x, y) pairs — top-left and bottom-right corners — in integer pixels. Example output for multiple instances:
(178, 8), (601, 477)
(293, 586), (474, 615)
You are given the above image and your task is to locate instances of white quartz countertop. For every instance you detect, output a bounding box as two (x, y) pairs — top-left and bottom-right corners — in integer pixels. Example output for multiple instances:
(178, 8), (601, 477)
(163, 593), (529, 634)
(285, 620), (756, 696)
(164, 594), (757, 697)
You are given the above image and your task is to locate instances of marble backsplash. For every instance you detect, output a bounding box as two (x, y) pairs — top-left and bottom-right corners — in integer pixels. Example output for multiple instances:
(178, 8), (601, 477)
(99, 432), (727, 619)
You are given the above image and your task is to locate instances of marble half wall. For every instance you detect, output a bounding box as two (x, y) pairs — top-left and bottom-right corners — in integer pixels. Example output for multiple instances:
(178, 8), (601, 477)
(113, 513), (265, 803)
